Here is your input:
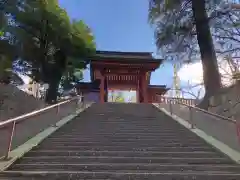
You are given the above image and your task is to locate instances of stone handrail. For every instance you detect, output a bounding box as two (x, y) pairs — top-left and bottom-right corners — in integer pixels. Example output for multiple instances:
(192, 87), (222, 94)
(0, 96), (82, 160)
(158, 96), (196, 106)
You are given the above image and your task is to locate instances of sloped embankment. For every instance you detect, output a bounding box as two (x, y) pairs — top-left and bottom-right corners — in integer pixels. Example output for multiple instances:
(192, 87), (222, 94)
(209, 82), (240, 120)
(0, 84), (45, 121)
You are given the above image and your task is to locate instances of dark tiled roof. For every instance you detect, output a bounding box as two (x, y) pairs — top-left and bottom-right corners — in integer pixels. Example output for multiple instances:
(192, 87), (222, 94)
(96, 50), (153, 58)
(76, 80), (100, 90)
(149, 85), (167, 89)
(89, 50), (162, 63)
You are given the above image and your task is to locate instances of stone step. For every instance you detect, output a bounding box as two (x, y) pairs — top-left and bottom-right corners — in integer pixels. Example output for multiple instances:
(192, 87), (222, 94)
(40, 140), (207, 146)
(22, 151), (224, 158)
(68, 122), (183, 125)
(53, 131), (192, 134)
(45, 136), (200, 141)
(33, 146), (215, 152)
(23, 151), (223, 158)
(50, 133), (195, 138)
(52, 131), (193, 136)
(38, 142), (208, 148)
(33, 145), (219, 151)
(59, 121), (192, 124)
(42, 137), (199, 143)
(16, 156), (233, 164)
(9, 163), (240, 172)
(54, 126), (189, 129)
(56, 124), (188, 126)
(1, 171), (240, 180)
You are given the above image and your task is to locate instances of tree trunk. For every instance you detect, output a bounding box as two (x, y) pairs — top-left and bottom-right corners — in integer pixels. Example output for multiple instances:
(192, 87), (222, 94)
(192, 0), (221, 109)
(44, 62), (63, 104)
(43, 50), (67, 104)
(45, 74), (62, 104)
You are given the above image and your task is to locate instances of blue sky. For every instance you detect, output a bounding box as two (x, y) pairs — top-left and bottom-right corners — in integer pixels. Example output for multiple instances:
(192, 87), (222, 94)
(59, 0), (174, 87)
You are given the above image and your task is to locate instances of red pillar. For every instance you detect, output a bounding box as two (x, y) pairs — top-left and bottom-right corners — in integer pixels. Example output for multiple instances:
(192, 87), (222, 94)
(136, 75), (140, 103)
(136, 90), (139, 103)
(100, 71), (105, 103)
(105, 75), (108, 102)
(141, 72), (148, 103)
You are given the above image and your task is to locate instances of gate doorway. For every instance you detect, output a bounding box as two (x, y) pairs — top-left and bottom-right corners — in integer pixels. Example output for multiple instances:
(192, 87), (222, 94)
(108, 90), (137, 103)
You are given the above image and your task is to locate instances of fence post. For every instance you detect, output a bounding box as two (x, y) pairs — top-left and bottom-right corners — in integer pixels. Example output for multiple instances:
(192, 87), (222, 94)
(169, 100), (173, 115)
(57, 103), (60, 114)
(77, 94), (84, 110)
(236, 122), (240, 145)
(4, 121), (16, 160)
(189, 106), (194, 129)
(51, 103), (60, 128)
(76, 96), (79, 112)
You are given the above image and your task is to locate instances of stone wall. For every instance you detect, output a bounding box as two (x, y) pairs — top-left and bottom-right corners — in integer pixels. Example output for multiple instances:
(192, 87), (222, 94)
(0, 84), (45, 121)
(209, 82), (240, 120)
(83, 91), (100, 102)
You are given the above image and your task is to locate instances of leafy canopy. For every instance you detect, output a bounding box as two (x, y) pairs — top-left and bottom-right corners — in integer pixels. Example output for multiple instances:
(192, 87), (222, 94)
(6, 0), (95, 80)
(148, 0), (239, 63)
(1, 0), (96, 102)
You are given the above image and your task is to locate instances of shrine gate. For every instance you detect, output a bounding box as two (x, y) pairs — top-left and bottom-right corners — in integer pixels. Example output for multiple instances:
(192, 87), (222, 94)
(77, 51), (168, 103)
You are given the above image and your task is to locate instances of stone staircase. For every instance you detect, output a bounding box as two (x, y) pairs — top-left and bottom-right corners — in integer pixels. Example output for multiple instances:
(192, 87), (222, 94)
(1, 103), (240, 179)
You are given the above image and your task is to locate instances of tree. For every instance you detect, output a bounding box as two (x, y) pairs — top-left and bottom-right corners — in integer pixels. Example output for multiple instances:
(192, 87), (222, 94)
(212, 2), (240, 77)
(114, 91), (125, 102)
(148, 0), (239, 108)
(4, 0), (95, 103)
(60, 68), (83, 91)
(169, 81), (204, 100)
(218, 56), (240, 85)
(0, 0), (17, 83)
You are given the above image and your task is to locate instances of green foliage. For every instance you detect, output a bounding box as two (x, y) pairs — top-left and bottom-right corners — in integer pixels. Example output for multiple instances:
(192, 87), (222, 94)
(115, 96), (125, 102)
(70, 20), (96, 55)
(0, 56), (12, 82)
(232, 72), (240, 80)
(0, 0), (16, 78)
(1, 0), (96, 102)
(0, 40), (14, 83)
(11, 0), (71, 62)
(60, 67), (84, 90)
(233, 22), (240, 27)
(114, 92), (125, 102)
(7, 0), (95, 72)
